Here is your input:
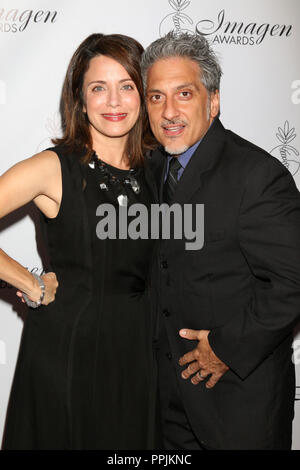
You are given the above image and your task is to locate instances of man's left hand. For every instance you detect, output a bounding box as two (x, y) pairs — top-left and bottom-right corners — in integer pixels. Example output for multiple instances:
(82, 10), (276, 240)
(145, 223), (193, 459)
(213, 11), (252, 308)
(178, 329), (229, 389)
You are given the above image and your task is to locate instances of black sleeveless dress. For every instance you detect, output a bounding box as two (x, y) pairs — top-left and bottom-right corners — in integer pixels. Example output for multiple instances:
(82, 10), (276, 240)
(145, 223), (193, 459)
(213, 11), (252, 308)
(2, 147), (159, 450)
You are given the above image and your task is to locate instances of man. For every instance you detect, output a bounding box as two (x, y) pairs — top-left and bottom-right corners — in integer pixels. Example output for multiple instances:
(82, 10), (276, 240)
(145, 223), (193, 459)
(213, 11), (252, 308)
(141, 32), (300, 450)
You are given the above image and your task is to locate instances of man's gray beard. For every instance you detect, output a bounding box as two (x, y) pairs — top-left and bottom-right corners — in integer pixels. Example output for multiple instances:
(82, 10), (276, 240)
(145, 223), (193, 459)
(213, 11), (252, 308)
(162, 101), (211, 156)
(164, 144), (189, 156)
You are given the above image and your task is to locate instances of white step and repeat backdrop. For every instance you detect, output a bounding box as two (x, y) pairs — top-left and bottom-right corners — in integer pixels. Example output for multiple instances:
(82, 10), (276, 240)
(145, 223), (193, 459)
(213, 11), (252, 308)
(0, 0), (299, 449)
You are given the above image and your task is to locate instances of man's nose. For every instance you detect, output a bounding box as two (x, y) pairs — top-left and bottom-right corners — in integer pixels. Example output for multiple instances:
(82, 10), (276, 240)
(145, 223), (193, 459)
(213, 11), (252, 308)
(162, 97), (180, 121)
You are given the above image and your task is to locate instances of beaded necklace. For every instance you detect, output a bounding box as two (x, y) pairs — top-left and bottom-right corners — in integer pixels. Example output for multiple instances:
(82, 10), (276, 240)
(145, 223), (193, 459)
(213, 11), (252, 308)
(89, 152), (140, 206)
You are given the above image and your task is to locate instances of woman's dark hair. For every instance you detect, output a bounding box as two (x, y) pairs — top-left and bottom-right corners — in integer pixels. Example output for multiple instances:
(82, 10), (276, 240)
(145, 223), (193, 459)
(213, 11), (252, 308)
(53, 33), (155, 166)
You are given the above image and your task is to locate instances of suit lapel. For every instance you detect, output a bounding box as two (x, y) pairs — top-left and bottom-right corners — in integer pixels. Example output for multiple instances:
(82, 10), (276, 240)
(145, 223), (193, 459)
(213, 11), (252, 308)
(159, 158), (168, 203)
(144, 155), (160, 203)
(149, 146), (168, 203)
(174, 119), (226, 204)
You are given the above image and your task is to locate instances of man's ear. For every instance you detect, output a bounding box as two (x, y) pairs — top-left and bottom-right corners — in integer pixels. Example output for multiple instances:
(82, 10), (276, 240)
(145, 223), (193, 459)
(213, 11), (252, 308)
(210, 90), (220, 119)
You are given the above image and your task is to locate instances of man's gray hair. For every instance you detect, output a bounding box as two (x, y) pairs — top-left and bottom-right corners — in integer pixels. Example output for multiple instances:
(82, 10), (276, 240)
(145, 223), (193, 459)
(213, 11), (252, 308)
(141, 32), (222, 92)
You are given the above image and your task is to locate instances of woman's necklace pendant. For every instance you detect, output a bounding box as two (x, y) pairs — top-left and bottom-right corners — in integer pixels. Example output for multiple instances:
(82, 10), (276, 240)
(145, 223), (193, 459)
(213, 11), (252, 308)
(117, 194), (128, 207)
(91, 152), (141, 199)
(126, 175), (140, 194)
(99, 182), (108, 191)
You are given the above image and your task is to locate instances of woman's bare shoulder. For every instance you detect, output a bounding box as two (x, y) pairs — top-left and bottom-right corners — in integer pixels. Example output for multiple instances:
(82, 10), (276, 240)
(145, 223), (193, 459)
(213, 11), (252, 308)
(27, 149), (61, 167)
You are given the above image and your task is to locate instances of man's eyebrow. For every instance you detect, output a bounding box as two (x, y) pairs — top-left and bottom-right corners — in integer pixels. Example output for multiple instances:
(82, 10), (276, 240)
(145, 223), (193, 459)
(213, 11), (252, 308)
(175, 83), (198, 91)
(147, 83), (198, 94)
(147, 88), (164, 94)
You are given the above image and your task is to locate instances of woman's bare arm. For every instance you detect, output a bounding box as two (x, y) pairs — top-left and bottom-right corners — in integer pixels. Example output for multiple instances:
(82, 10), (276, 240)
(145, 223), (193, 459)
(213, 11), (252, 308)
(0, 150), (61, 303)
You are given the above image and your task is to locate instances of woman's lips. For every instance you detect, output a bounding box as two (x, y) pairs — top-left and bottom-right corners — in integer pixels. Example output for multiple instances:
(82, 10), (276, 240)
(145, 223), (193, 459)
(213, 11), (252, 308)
(102, 113), (127, 122)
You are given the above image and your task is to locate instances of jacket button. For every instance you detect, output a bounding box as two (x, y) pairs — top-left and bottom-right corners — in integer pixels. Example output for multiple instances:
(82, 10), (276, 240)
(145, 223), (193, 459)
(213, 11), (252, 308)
(166, 352), (172, 360)
(163, 309), (170, 317)
(161, 260), (168, 269)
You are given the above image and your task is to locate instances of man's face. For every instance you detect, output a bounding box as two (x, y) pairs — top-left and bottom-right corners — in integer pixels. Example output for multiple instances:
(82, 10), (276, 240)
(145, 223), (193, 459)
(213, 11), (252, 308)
(146, 57), (220, 155)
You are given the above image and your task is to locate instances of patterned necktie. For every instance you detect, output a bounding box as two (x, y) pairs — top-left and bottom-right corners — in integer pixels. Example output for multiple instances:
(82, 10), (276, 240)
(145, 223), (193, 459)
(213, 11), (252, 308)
(163, 157), (182, 204)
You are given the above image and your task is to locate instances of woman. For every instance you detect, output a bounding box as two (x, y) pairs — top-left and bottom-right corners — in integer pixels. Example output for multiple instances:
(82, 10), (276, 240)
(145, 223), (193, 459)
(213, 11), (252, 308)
(1, 33), (159, 450)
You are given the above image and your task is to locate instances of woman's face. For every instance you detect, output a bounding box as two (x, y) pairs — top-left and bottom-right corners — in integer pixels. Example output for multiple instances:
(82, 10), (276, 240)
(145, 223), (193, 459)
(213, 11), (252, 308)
(82, 55), (141, 142)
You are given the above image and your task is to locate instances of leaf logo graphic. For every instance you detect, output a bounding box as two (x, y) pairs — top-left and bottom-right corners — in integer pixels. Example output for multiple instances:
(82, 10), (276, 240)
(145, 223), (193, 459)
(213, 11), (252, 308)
(159, 0), (194, 36)
(270, 121), (300, 176)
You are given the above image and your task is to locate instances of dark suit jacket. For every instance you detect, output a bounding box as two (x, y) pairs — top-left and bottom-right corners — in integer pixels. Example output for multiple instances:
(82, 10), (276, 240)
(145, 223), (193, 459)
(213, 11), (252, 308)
(150, 118), (300, 449)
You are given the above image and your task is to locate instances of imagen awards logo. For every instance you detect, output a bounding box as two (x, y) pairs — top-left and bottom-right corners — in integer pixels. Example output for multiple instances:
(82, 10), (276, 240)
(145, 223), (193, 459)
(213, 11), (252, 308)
(159, 1), (293, 46)
(0, 8), (57, 33)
